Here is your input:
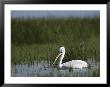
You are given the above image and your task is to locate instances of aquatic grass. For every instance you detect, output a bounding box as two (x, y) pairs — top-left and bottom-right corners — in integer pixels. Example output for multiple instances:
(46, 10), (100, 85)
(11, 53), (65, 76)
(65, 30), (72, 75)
(11, 38), (100, 65)
(11, 59), (100, 77)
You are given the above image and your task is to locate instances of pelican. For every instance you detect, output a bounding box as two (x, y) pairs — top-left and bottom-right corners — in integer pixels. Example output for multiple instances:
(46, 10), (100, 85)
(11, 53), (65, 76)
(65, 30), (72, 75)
(53, 47), (88, 69)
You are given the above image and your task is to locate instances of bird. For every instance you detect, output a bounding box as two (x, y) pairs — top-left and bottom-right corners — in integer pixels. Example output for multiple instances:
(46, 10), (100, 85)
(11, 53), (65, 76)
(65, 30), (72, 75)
(53, 47), (88, 69)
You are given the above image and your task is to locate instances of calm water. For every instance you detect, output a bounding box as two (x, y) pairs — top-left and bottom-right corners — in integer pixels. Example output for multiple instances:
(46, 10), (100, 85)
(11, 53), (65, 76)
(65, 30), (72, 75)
(11, 59), (100, 77)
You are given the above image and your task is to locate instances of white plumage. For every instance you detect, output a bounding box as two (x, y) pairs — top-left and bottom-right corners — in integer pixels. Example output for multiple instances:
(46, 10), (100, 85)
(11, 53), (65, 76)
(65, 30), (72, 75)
(53, 47), (88, 69)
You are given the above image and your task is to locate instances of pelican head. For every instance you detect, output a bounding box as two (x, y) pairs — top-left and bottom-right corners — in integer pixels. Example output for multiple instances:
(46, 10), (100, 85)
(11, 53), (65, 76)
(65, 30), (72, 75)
(59, 47), (65, 53)
(53, 47), (65, 65)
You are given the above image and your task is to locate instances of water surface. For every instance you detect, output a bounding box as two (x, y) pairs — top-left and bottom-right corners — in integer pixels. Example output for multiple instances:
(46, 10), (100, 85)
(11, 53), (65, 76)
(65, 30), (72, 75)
(11, 59), (100, 77)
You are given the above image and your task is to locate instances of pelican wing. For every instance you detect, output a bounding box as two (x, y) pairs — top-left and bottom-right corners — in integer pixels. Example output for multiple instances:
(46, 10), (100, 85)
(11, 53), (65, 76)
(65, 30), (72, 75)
(62, 60), (88, 69)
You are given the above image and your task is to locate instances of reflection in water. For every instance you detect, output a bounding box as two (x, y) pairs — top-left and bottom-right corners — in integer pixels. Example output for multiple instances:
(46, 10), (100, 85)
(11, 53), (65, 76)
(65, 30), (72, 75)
(11, 59), (100, 77)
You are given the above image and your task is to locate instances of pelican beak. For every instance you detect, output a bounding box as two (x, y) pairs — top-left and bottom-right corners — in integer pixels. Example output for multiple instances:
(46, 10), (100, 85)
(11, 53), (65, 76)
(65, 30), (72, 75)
(53, 53), (62, 65)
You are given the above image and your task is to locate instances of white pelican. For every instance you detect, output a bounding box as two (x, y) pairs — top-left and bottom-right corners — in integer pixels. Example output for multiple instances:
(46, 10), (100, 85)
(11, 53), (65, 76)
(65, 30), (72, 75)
(53, 47), (88, 69)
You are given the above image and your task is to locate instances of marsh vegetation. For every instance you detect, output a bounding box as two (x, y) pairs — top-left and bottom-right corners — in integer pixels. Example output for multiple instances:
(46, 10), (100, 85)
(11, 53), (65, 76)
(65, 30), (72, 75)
(11, 17), (100, 77)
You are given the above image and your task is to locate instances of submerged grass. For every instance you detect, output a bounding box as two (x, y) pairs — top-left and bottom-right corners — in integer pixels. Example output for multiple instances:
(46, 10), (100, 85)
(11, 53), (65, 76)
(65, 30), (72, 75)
(11, 59), (100, 77)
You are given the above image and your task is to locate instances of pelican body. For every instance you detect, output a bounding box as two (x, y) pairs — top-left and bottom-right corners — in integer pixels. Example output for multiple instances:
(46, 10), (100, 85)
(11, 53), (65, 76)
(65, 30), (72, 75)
(53, 47), (88, 69)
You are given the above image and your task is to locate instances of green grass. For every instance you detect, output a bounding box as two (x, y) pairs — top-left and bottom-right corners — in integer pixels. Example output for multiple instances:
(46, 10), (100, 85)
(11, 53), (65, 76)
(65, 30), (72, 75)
(11, 17), (100, 65)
